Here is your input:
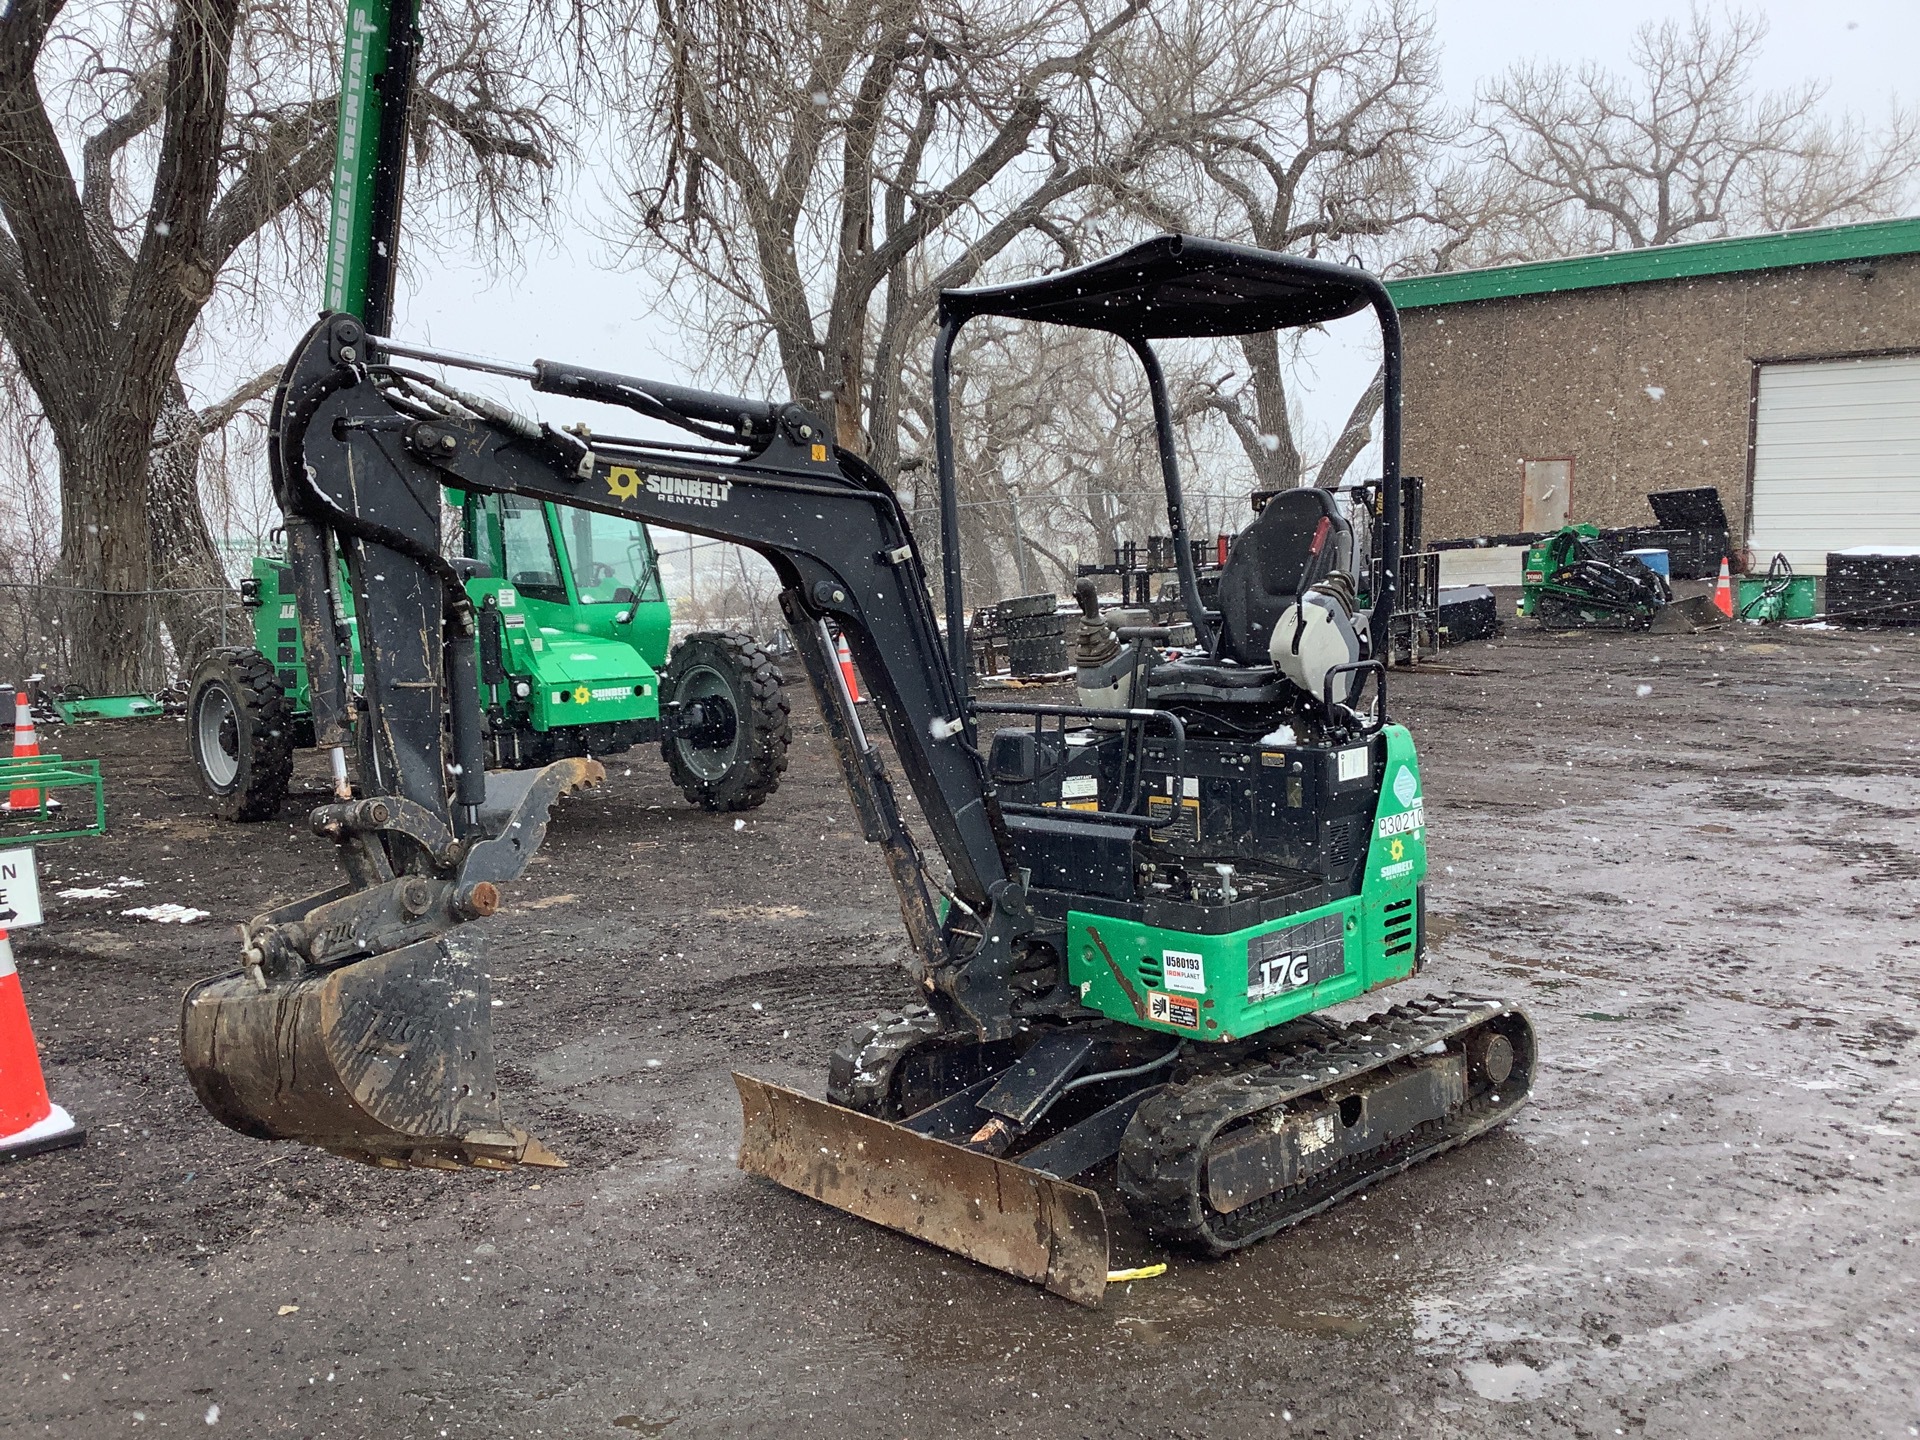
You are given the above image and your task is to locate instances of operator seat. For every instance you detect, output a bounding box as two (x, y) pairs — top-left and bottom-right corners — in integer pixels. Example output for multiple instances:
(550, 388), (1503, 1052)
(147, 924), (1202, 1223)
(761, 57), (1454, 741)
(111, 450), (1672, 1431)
(1147, 487), (1364, 704)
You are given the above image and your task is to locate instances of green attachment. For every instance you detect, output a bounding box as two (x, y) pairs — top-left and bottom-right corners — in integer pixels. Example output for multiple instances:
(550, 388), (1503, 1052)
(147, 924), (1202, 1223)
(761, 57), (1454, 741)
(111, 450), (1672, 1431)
(50, 695), (163, 723)
(0, 756), (106, 843)
(1735, 574), (1817, 622)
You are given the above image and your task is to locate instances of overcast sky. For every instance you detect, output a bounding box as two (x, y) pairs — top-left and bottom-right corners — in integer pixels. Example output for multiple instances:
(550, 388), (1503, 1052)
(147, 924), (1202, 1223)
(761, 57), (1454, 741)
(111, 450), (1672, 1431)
(200, 0), (1920, 543)
(367, 0), (1918, 377)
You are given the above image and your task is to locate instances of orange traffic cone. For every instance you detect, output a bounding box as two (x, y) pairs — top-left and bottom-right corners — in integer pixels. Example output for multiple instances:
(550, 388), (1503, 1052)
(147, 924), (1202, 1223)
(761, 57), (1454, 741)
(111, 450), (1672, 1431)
(835, 633), (863, 702)
(7, 691), (39, 812)
(1712, 557), (1735, 618)
(0, 929), (82, 1160)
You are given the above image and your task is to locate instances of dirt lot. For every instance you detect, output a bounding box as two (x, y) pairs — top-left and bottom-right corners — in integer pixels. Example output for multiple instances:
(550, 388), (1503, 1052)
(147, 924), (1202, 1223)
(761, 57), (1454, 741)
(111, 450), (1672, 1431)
(2, 619), (1917, 1438)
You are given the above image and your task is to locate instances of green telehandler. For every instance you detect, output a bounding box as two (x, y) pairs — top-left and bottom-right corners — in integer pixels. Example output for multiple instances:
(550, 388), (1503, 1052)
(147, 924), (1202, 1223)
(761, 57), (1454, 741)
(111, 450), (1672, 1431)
(185, 0), (787, 823)
(189, 499), (790, 820)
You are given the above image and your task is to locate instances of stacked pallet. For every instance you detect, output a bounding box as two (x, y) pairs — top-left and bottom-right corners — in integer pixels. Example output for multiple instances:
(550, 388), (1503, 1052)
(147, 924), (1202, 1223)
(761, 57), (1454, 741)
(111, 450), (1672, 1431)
(1827, 548), (1920, 625)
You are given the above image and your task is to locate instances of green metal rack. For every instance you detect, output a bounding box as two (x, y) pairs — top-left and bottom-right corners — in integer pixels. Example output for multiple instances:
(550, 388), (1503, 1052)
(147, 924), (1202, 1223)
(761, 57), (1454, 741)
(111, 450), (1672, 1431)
(0, 755), (106, 842)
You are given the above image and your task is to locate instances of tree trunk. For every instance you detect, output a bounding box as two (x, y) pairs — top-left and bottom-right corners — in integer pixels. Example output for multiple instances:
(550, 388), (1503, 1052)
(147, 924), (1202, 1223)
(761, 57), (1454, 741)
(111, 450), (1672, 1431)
(1239, 331), (1302, 491)
(148, 386), (235, 667)
(1316, 364), (1384, 490)
(55, 403), (162, 693)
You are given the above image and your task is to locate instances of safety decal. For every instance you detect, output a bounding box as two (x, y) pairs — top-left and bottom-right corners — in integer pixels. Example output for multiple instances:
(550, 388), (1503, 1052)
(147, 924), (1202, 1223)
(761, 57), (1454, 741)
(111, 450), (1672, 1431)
(1146, 795), (1201, 843)
(1147, 992), (1200, 1030)
(1337, 746), (1369, 782)
(1392, 765), (1419, 807)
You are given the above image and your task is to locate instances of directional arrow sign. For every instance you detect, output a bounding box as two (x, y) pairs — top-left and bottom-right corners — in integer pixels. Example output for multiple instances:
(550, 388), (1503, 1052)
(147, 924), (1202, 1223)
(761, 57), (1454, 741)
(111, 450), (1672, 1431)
(0, 847), (42, 929)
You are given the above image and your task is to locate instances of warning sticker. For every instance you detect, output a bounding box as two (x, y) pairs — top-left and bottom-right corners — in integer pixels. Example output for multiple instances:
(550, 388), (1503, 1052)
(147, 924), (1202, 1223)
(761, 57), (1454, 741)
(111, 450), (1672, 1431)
(1146, 795), (1201, 843)
(1246, 912), (1344, 1001)
(1147, 991), (1200, 1030)
(1060, 774), (1098, 800)
(1162, 949), (1205, 994)
(1336, 746), (1369, 783)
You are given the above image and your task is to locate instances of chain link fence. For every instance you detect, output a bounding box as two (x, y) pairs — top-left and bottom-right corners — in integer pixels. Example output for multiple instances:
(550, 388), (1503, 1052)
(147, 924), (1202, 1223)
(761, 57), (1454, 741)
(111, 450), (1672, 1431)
(0, 581), (248, 694)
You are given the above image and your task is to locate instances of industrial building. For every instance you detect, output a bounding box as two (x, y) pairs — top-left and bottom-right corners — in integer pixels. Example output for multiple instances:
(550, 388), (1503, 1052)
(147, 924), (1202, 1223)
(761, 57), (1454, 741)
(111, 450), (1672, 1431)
(1388, 217), (1920, 574)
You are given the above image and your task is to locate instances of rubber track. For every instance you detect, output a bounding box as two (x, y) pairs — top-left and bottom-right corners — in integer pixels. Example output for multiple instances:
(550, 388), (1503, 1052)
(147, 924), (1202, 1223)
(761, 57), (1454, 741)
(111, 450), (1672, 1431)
(662, 631), (792, 811)
(1117, 993), (1533, 1256)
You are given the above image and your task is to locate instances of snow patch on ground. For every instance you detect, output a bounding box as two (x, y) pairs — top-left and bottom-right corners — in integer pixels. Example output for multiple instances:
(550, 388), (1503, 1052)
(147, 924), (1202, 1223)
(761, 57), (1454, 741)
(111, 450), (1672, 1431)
(122, 904), (209, 924)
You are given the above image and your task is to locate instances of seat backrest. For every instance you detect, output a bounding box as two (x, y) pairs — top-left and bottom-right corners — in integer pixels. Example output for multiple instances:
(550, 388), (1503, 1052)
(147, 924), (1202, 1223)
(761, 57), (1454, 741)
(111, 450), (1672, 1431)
(1214, 488), (1354, 665)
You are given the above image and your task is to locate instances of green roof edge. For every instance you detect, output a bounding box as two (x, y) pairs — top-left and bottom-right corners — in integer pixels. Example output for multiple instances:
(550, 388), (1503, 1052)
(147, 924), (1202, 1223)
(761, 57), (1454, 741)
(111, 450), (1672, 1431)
(1384, 215), (1920, 310)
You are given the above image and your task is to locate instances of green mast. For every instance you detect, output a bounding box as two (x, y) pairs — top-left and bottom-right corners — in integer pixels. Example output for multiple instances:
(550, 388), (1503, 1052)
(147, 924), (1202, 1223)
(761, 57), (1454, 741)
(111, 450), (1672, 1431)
(320, 0), (418, 329)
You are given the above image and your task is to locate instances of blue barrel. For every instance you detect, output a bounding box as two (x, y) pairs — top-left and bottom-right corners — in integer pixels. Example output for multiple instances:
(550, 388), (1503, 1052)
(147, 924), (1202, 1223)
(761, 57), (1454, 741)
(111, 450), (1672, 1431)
(1623, 547), (1670, 577)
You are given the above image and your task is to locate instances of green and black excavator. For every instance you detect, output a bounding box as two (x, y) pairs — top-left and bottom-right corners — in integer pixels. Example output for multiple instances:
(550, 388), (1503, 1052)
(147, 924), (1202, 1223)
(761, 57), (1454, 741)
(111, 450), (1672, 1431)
(179, 0), (1534, 1306)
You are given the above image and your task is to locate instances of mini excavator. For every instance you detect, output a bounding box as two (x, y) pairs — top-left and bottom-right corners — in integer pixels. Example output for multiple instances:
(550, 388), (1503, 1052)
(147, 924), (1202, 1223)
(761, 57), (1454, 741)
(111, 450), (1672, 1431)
(180, 0), (1533, 1306)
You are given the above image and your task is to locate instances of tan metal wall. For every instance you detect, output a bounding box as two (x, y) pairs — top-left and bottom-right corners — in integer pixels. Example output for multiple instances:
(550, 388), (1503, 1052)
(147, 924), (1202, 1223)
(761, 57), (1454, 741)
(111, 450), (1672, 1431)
(1400, 253), (1920, 553)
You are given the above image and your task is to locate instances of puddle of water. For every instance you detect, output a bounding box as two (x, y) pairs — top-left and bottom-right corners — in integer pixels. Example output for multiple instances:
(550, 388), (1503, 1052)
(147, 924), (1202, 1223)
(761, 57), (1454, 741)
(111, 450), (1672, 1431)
(1460, 1360), (1549, 1402)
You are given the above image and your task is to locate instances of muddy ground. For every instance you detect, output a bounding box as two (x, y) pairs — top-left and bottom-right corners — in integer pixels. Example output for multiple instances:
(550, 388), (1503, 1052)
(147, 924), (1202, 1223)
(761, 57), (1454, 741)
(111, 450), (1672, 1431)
(2, 618), (1917, 1438)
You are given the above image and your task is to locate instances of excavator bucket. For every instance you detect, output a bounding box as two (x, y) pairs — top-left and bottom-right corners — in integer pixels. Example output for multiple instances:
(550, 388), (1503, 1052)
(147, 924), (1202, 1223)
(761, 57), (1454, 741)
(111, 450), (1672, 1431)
(732, 1074), (1111, 1306)
(182, 938), (562, 1170)
(180, 759), (602, 1168)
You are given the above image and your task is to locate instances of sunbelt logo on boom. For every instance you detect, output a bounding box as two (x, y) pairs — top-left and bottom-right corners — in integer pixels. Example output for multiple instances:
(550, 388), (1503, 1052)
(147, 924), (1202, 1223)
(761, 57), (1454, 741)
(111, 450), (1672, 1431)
(647, 474), (731, 508)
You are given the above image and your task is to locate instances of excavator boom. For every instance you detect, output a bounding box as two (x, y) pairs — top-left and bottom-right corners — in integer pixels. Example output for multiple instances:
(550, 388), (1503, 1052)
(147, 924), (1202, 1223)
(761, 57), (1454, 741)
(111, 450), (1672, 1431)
(180, 310), (1040, 1165)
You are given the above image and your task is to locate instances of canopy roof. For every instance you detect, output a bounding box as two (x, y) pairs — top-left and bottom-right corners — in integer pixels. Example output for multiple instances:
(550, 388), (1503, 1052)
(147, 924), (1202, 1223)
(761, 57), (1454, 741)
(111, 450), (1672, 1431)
(939, 234), (1383, 338)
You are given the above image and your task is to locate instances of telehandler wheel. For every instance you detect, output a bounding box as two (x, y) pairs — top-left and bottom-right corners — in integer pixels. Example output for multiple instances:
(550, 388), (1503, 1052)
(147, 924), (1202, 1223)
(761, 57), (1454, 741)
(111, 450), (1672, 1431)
(660, 631), (790, 811)
(188, 647), (294, 822)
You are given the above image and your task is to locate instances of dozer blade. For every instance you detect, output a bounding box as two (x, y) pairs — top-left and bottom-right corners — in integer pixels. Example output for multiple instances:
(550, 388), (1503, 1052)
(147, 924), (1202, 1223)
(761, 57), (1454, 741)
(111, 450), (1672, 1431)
(1651, 594), (1729, 633)
(733, 1073), (1110, 1307)
(182, 938), (562, 1170)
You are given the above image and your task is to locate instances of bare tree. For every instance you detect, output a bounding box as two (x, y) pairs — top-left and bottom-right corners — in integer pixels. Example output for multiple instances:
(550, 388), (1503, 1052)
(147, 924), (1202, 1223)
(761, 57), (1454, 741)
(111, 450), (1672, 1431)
(1125, 0), (1445, 495)
(0, 0), (572, 690)
(1475, 4), (1919, 255)
(621, 0), (1281, 476)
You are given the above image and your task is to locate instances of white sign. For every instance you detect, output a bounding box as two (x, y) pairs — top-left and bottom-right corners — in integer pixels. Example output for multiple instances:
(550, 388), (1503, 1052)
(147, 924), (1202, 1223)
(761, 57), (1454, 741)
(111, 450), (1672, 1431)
(1162, 949), (1206, 994)
(0, 846), (42, 928)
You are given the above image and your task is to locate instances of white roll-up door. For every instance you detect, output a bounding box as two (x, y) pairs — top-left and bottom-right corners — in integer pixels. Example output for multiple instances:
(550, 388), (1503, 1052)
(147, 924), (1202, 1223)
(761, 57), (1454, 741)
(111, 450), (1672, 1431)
(1749, 354), (1920, 573)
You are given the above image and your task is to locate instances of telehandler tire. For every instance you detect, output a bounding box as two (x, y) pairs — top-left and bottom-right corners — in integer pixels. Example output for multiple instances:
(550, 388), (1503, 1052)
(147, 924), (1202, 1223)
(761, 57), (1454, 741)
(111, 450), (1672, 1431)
(660, 631), (790, 811)
(188, 647), (295, 822)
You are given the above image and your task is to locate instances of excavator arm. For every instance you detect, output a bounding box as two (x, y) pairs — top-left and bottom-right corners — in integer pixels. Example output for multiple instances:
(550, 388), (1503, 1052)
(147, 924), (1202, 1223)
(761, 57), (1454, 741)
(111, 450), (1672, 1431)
(181, 311), (1040, 1164)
